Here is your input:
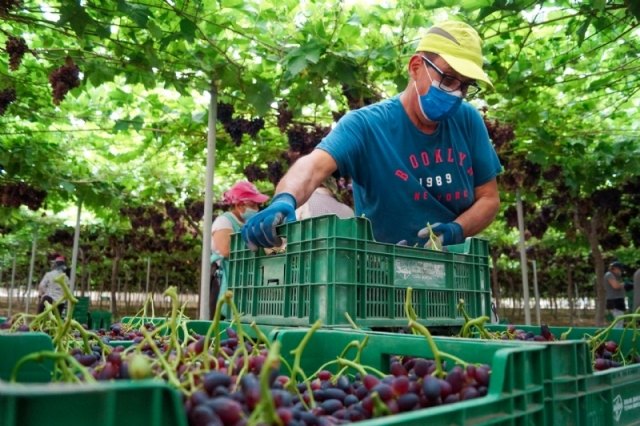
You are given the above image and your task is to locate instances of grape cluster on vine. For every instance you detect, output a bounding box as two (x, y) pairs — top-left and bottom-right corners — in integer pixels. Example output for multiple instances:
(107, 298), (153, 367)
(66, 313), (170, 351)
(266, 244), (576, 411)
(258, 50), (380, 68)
(0, 0), (21, 14)
(216, 102), (265, 146)
(164, 201), (182, 222)
(341, 83), (381, 110)
(243, 164), (267, 182)
(245, 117), (265, 138)
(48, 229), (74, 246)
(0, 181), (47, 210)
(5, 36), (27, 71)
(118, 203), (202, 253)
(541, 164), (563, 181)
(48, 58), (81, 105)
(267, 161), (284, 185)
(185, 199), (205, 221)
(482, 116), (515, 154)
(277, 102), (294, 133)
(0, 87), (16, 116)
(591, 187), (622, 212)
(286, 124), (330, 156)
(217, 102), (234, 125)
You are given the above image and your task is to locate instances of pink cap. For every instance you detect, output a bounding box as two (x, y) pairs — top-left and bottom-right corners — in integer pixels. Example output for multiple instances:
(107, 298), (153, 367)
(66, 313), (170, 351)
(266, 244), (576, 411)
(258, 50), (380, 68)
(223, 181), (270, 205)
(54, 256), (65, 262)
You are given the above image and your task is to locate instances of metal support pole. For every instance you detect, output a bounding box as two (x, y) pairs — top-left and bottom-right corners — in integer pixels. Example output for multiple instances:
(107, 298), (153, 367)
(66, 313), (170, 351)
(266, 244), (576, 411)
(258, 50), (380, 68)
(531, 260), (541, 325)
(516, 190), (531, 325)
(70, 200), (82, 292)
(199, 83), (217, 320)
(145, 257), (151, 295)
(25, 232), (38, 313)
(8, 256), (16, 317)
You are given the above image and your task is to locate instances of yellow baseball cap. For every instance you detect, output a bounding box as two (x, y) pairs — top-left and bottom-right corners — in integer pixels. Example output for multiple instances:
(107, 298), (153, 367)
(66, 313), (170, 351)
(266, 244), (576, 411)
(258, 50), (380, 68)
(415, 21), (493, 88)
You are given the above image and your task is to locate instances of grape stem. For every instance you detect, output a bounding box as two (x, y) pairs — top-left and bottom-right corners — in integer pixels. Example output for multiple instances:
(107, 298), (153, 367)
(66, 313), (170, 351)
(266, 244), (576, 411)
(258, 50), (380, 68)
(287, 320), (322, 407)
(371, 391), (392, 417)
(336, 357), (386, 378)
(257, 341), (283, 426)
(227, 292), (251, 382)
(250, 321), (272, 350)
(409, 320), (445, 378)
(460, 316), (492, 339)
(344, 312), (359, 329)
(207, 293), (229, 363)
(162, 286), (182, 370)
(139, 327), (181, 389)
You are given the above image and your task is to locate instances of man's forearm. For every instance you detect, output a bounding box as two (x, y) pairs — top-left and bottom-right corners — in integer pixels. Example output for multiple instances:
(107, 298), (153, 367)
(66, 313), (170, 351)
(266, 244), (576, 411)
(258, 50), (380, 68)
(276, 150), (337, 206)
(455, 179), (500, 237)
(456, 195), (500, 237)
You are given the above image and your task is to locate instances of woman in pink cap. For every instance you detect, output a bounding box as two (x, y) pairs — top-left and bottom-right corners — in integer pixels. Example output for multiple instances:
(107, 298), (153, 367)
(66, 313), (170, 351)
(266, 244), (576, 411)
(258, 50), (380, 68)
(210, 181), (269, 317)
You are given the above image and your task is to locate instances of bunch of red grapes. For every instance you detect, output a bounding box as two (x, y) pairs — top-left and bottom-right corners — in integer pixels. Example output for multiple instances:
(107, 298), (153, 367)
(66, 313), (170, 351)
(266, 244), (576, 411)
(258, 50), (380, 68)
(0, 0), (21, 14)
(48, 58), (81, 105)
(593, 340), (640, 371)
(0, 181), (47, 210)
(503, 324), (556, 342)
(0, 87), (17, 116)
(216, 102), (265, 146)
(5, 36), (27, 70)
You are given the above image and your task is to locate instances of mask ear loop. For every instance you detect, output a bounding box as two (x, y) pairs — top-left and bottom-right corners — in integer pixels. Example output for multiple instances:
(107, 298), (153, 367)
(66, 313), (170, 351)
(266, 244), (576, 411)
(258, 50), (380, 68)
(414, 62), (434, 121)
(413, 81), (428, 120)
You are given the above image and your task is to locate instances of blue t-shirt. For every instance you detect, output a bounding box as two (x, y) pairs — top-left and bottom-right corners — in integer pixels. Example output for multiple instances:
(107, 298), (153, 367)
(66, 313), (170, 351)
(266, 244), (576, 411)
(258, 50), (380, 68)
(317, 97), (502, 245)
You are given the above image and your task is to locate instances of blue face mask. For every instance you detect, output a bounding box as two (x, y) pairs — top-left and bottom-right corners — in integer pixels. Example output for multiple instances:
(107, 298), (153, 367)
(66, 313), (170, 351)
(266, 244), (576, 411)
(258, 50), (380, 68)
(414, 64), (463, 122)
(241, 207), (258, 220)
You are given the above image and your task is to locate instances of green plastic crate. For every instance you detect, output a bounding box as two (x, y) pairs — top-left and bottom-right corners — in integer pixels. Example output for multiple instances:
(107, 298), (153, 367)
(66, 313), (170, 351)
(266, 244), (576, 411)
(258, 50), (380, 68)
(0, 380), (187, 426)
(485, 324), (639, 359)
(0, 333), (53, 383)
(273, 328), (546, 425)
(582, 364), (640, 426)
(71, 296), (90, 326)
(90, 310), (112, 330)
(483, 324), (640, 426)
(228, 215), (491, 328)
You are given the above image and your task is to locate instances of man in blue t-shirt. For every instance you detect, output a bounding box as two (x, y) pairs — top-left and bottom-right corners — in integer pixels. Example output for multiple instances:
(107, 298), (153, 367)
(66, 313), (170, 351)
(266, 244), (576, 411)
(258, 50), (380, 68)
(243, 20), (502, 249)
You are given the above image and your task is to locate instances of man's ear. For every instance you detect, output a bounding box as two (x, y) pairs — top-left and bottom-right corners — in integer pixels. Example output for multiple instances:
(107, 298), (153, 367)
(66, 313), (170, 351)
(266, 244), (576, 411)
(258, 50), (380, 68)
(407, 54), (422, 81)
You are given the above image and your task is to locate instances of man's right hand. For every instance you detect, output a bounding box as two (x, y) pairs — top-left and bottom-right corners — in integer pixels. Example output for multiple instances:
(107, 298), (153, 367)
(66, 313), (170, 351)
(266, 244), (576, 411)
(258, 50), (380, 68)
(242, 193), (297, 251)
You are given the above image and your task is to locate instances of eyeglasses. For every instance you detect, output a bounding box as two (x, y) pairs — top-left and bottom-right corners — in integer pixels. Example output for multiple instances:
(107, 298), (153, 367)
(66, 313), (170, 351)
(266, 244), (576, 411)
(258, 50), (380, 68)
(421, 56), (481, 97)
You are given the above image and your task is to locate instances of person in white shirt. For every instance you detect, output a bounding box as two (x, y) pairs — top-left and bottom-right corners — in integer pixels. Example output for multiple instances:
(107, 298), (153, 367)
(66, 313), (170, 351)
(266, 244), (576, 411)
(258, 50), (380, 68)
(37, 255), (69, 314)
(295, 177), (354, 220)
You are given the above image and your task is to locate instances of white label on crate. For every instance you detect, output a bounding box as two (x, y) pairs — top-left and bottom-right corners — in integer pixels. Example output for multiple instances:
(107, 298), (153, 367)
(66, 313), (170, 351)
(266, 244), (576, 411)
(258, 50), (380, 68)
(394, 260), (446, 288)
(614, 393), (640, 422)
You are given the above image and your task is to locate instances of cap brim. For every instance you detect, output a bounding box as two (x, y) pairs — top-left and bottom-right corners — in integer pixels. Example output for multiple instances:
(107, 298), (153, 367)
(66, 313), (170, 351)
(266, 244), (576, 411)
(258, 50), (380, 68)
(248, 194), (269, 203)
(440, 53), (493, 88)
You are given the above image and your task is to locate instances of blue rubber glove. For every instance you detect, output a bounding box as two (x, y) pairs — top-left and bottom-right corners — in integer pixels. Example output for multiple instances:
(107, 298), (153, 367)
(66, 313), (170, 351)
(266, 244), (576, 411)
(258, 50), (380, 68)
(241, 192), (297, 252)
(417, 222), (464, 247)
